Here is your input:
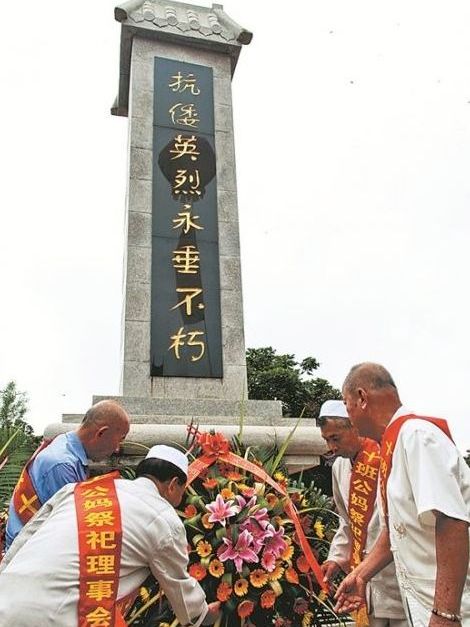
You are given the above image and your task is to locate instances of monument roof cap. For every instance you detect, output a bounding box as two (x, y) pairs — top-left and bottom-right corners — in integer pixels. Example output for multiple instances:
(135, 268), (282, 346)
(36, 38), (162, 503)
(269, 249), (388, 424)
(112, 1), (252, 116)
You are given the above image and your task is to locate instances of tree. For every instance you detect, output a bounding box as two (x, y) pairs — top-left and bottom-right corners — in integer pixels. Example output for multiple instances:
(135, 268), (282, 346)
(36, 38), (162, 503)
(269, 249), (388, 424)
(0, 382), (38, 512)
(246, 347), (341, 418)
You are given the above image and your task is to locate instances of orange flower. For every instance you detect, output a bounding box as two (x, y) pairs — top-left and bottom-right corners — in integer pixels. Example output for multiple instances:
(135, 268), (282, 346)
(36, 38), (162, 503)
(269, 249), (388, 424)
(265, 493), (279, 508)
(208, 559), (224, 578)
(220, 487), (235, 500)
(250, 569), (269, 588)
(201, 513), (214, 529)
(189, 563), (207, 581)
(198, 432), (230, 457)
(269, 563), (285, 581)
(216, 581), (233, 602)
(296, 555), (310, 574)
(285, 567), (299, 584)
(234, 578), (249, 597)
(226, 470), (243, 481)
(237, 599), (255, 618)
(196, 541), (212, 558)
(203, 477), (218, 489)
(281, 544), (294, 561)
(184, 504), (197, 518)
(260, 589), (276, 609)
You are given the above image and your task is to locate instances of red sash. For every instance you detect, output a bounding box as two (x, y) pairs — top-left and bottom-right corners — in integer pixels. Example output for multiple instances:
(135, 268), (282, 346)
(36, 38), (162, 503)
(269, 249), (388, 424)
(379, 414), (453, 518)
(75, 472), (127, 627)
(11, 438), (54, 525)
(348, 438), (381, 627)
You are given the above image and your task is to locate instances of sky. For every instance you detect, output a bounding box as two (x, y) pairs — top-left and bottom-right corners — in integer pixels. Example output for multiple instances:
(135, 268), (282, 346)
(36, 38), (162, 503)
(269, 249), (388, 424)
(1, 1), (470, 452)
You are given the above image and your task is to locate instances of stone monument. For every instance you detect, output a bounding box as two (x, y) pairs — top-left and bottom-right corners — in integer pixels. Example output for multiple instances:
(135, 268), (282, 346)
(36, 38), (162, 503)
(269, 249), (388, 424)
(45, 0), (327, 471)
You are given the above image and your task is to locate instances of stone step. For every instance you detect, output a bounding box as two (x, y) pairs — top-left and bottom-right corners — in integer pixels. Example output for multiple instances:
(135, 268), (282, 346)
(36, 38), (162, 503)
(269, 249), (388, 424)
(62, 413), (313, 427)
(91, 396), (282, 418)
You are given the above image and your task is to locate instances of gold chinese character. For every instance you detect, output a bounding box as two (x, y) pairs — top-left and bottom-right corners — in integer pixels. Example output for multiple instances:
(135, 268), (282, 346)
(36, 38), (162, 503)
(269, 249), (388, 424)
(86, 580), (114, 601)
(172, 245), (200, 274)
(350, 508), (365, 526)
(351, 524), (362, 538)
(169, 103), (200, 128)
(350, 493), (368, 513)
(172, 205), (203, 233)
(171, 288), (204, 316)
(84, 511), (115, 528)
(86, 555), (116, 575)
(86, 531), (117, 550)
(85, 606), (112, 627)
(168, 328), (205, 362)
(356, 462), (378, 480)
(82, 486), (109, 498)
(173, 169), (201, 196)
(170, 135), (200, 161)
(169, 72), (200, 95)
(352, 478), (373, 495)
(84, 498), (113, 511)
(364, 450), (380, 463)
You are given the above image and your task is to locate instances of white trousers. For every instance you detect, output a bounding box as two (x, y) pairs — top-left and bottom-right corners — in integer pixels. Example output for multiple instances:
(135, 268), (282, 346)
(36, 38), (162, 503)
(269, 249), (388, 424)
(369, 616), (409, 627)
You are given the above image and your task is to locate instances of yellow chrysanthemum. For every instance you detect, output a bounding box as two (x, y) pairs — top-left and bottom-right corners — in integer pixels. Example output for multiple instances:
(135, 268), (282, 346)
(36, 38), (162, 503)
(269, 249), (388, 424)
(234, 578), (249, 596)
(249, 569), (269, 588)
(314, 520), (325, 539)
(196, 541), (212, 558)
(281, 544), (294, 561)
(302, 611), (314, 627)
(273, 471), (286, 482)
(208, 559), (225, 578)
(139, 586), (150, 602)
(268, 563), (285, 582)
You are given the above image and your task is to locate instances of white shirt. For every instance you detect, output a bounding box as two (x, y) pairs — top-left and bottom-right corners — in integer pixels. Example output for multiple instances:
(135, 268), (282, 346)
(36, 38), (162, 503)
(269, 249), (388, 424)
(0, 477), (208, 627)
(386, 407), (470, 615)
(328, 455), (405, 619)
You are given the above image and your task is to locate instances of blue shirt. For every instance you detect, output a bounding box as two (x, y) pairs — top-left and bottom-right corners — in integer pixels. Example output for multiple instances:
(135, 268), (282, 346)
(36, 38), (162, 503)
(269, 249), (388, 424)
(5, 431), (88, 549)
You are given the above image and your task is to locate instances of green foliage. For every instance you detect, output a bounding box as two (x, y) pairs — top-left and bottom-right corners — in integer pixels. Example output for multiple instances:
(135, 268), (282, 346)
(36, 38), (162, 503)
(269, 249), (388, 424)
(0, 382), (39, 511)
(246, 347), (341, 418)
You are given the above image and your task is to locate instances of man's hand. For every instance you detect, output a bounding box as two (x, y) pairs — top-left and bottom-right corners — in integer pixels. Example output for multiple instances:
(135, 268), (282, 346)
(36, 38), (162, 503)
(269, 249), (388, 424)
(320, 561), (341, 590)
(334, 570), (367, 614)
(202, 601), (221, 625)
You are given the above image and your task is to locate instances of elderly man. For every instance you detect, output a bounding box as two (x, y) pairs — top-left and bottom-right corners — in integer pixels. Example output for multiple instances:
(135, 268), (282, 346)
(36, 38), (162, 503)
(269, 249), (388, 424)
(318, 399), (406, 627)
(0, 445), (219, 627)
(335, 363), (470, 627)
(5, 399), (130, 550)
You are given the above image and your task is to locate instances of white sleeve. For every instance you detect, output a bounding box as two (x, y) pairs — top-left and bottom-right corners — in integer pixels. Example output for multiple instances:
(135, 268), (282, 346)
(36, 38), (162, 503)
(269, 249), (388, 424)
(149, 519), (208, 627)
(327, 461), (352, 571)
(401, 420), (470, 526)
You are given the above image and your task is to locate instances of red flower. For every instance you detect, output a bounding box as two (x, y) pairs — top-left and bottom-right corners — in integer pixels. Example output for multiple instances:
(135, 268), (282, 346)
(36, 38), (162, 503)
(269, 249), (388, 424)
(184, 504), (197, 518)
(216, 581), (233, 602)
(296, 555), (310, 573)
(198, 432), (230, 457)
(260, 589), (276, 609)
(285, 567), (299, 584)
(237, 599), (255, 618)
(189, 563), (207, 581)
(202, 477), (218, 489)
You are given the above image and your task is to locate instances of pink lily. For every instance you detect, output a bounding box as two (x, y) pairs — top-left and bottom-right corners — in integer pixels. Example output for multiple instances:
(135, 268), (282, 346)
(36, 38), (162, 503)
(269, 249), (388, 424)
(219, 529), (259, 572)
(263, 525), (287, 558)
(206, 494), (239, 526)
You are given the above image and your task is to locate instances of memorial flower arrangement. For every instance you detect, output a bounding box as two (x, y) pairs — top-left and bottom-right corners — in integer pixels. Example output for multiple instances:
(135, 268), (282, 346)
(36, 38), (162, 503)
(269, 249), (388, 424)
(126, 425), (344, 627)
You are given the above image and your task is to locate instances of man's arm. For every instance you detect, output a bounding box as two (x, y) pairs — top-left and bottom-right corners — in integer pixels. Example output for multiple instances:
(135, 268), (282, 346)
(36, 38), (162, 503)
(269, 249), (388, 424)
(149, 521), (209, 627)
(431, 511), (469, 626)
(334, 527), (393, 614)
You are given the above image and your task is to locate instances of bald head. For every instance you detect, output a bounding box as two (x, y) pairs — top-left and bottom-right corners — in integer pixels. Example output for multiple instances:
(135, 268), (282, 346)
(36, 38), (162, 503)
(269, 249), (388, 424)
(78, 400), (130, 461)
(343, 362), (397, 395)
(342, 363), (401, 441)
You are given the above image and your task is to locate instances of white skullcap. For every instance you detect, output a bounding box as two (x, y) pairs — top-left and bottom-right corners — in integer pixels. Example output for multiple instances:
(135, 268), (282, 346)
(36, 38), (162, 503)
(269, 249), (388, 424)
(318, 400), (350, 419)
(145, 445), (188, 476)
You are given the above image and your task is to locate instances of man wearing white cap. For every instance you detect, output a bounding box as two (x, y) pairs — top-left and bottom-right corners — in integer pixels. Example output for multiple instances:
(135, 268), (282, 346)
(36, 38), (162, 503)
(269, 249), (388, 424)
(318, 400), (406, 627)
(0, 444), (220, 627)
